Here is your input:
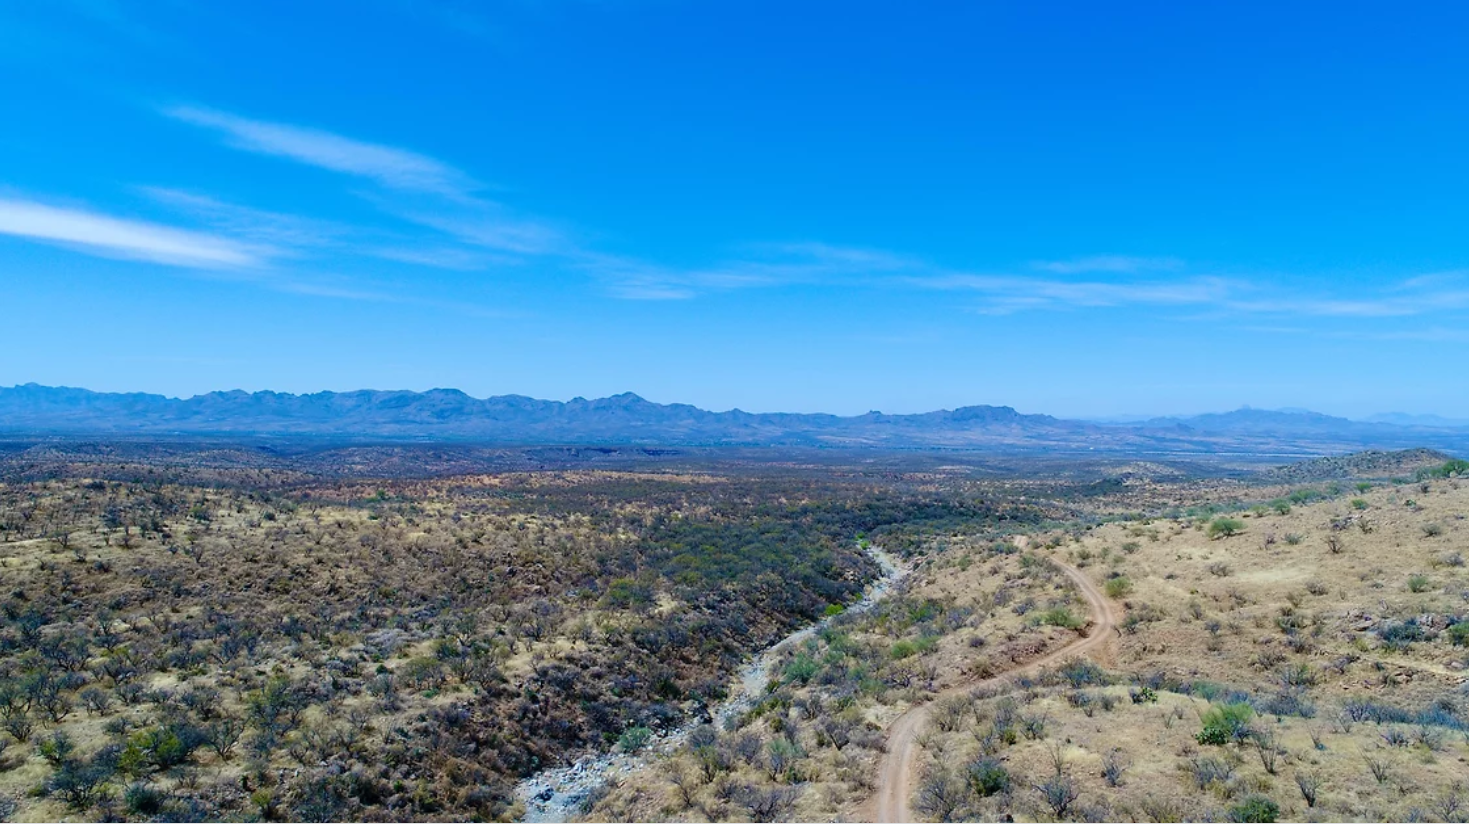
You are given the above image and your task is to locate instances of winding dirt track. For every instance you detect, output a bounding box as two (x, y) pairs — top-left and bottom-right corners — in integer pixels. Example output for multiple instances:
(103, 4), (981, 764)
(862, 560), (1117, 823)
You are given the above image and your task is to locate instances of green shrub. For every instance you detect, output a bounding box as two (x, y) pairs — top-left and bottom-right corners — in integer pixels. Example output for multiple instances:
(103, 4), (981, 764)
(1448, 622), (1469, 647)
(965, 757), (1010, 797)
(1418, 459), (1469, 480)
(784, 653), (818, 685)
(125, 783), (167, 816)
(1407, 574), (1431, 593)
(1350, 498), (1368, 510)
(1229, 794), (1280, 823)
(1039, 606), (1083, 630)
(1104, 577), (1132, 599)
(617, 726), (653, 753)
(1197, 702), (1254, 746)
(1207, 517), (1245, 539)
(38, 731), (75, 768)
(1288, 488), (1321, 504)
(602, 577), (653, 609)
(1270, 499), (1291, 515)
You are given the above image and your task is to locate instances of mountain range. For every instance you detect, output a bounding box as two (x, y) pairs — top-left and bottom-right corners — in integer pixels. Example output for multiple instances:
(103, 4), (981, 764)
(1, 384), (1466, 456)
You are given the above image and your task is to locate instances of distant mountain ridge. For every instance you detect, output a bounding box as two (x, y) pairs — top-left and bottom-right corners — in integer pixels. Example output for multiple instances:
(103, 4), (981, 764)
(1, 384), (1466, 456)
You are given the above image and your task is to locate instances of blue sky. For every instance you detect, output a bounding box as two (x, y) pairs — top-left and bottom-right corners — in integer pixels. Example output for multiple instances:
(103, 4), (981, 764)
(3, 1), (1468, 418)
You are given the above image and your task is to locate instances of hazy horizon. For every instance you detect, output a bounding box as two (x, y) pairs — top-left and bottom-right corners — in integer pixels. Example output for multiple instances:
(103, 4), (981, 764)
(5, 2), (1469, 420)
(7, 381), (1469, 426)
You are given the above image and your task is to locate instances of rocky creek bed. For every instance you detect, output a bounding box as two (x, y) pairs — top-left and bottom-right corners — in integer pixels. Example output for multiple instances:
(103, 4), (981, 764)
(514, 543), (905, 822)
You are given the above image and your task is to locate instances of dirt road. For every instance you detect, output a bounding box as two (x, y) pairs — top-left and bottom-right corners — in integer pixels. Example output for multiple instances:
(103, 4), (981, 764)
(864, 560), (1117, 823)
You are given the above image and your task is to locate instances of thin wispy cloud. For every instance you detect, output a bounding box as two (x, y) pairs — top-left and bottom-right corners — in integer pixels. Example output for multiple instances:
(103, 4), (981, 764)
(368, 246), (512, 271)
(574, 243), (909, 300)
(928, 273), (1234, 313)
(1031, 255), (1184, 274)
(0, 191), (503, 314)
(157, 106), (933, 298)
(144, 186), (500, 271)
(572, 254), (695, 300)
(1221, 274), (1469, 318)
(141, 187), (347, 251)
(137, 104), (1469, 320)
(397, 207), (568, 256)
(164, 106), (574, 263)
(164, 105), (476, 197)
(0, 196), (263, 267)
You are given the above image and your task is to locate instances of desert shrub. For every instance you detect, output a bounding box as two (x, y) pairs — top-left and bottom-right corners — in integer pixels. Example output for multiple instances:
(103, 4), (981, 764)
(125, 782), (167, 817)
(1342, 698), (1467, 731)
(1418, 459), (1469, 480)
(1101, 748), (1129, 787)
(1207, 518), (1245, 539)
(1351, 498), (1369, 510)
(1059, 658), (1108, 687)
(1448, 621), (1469, 647)
(1034, 773), (1080, 819)
(1379, 618), (1427, 651)
(766, 738), (800, 779)
(1295, 771), (1323, 807)
(1283, 532), (1303, 545)
(119, 723), (205, 777)
(617, 726), (653, 753)
(1104, 577), (1132, 599)
(914, 768), (967, 822)
(1289, 488), (1321, 504)
(1229, 793), (1280, 823)
(1422, 522), (1445, 538)
(1186, 755), (1235, 789)
(1039, 607), (1083, 629)
(966, 756), (1011, 797)
(38, 731), (76, 768)
(47, 744), (119, 810)
(1197, 702), (1255, 746)
(1364, 754), (1392, 783)
(1275, 662), (1317, 688)
(1408, 573), (1432, 592)
(1255, 690), (1316, 719)
(736, 784), (798, 823)
(932, 696), (969, 733)
(1020, 712), (1048, 740)
(783, 653), (818, 685)
(890, 639), (918, 659)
